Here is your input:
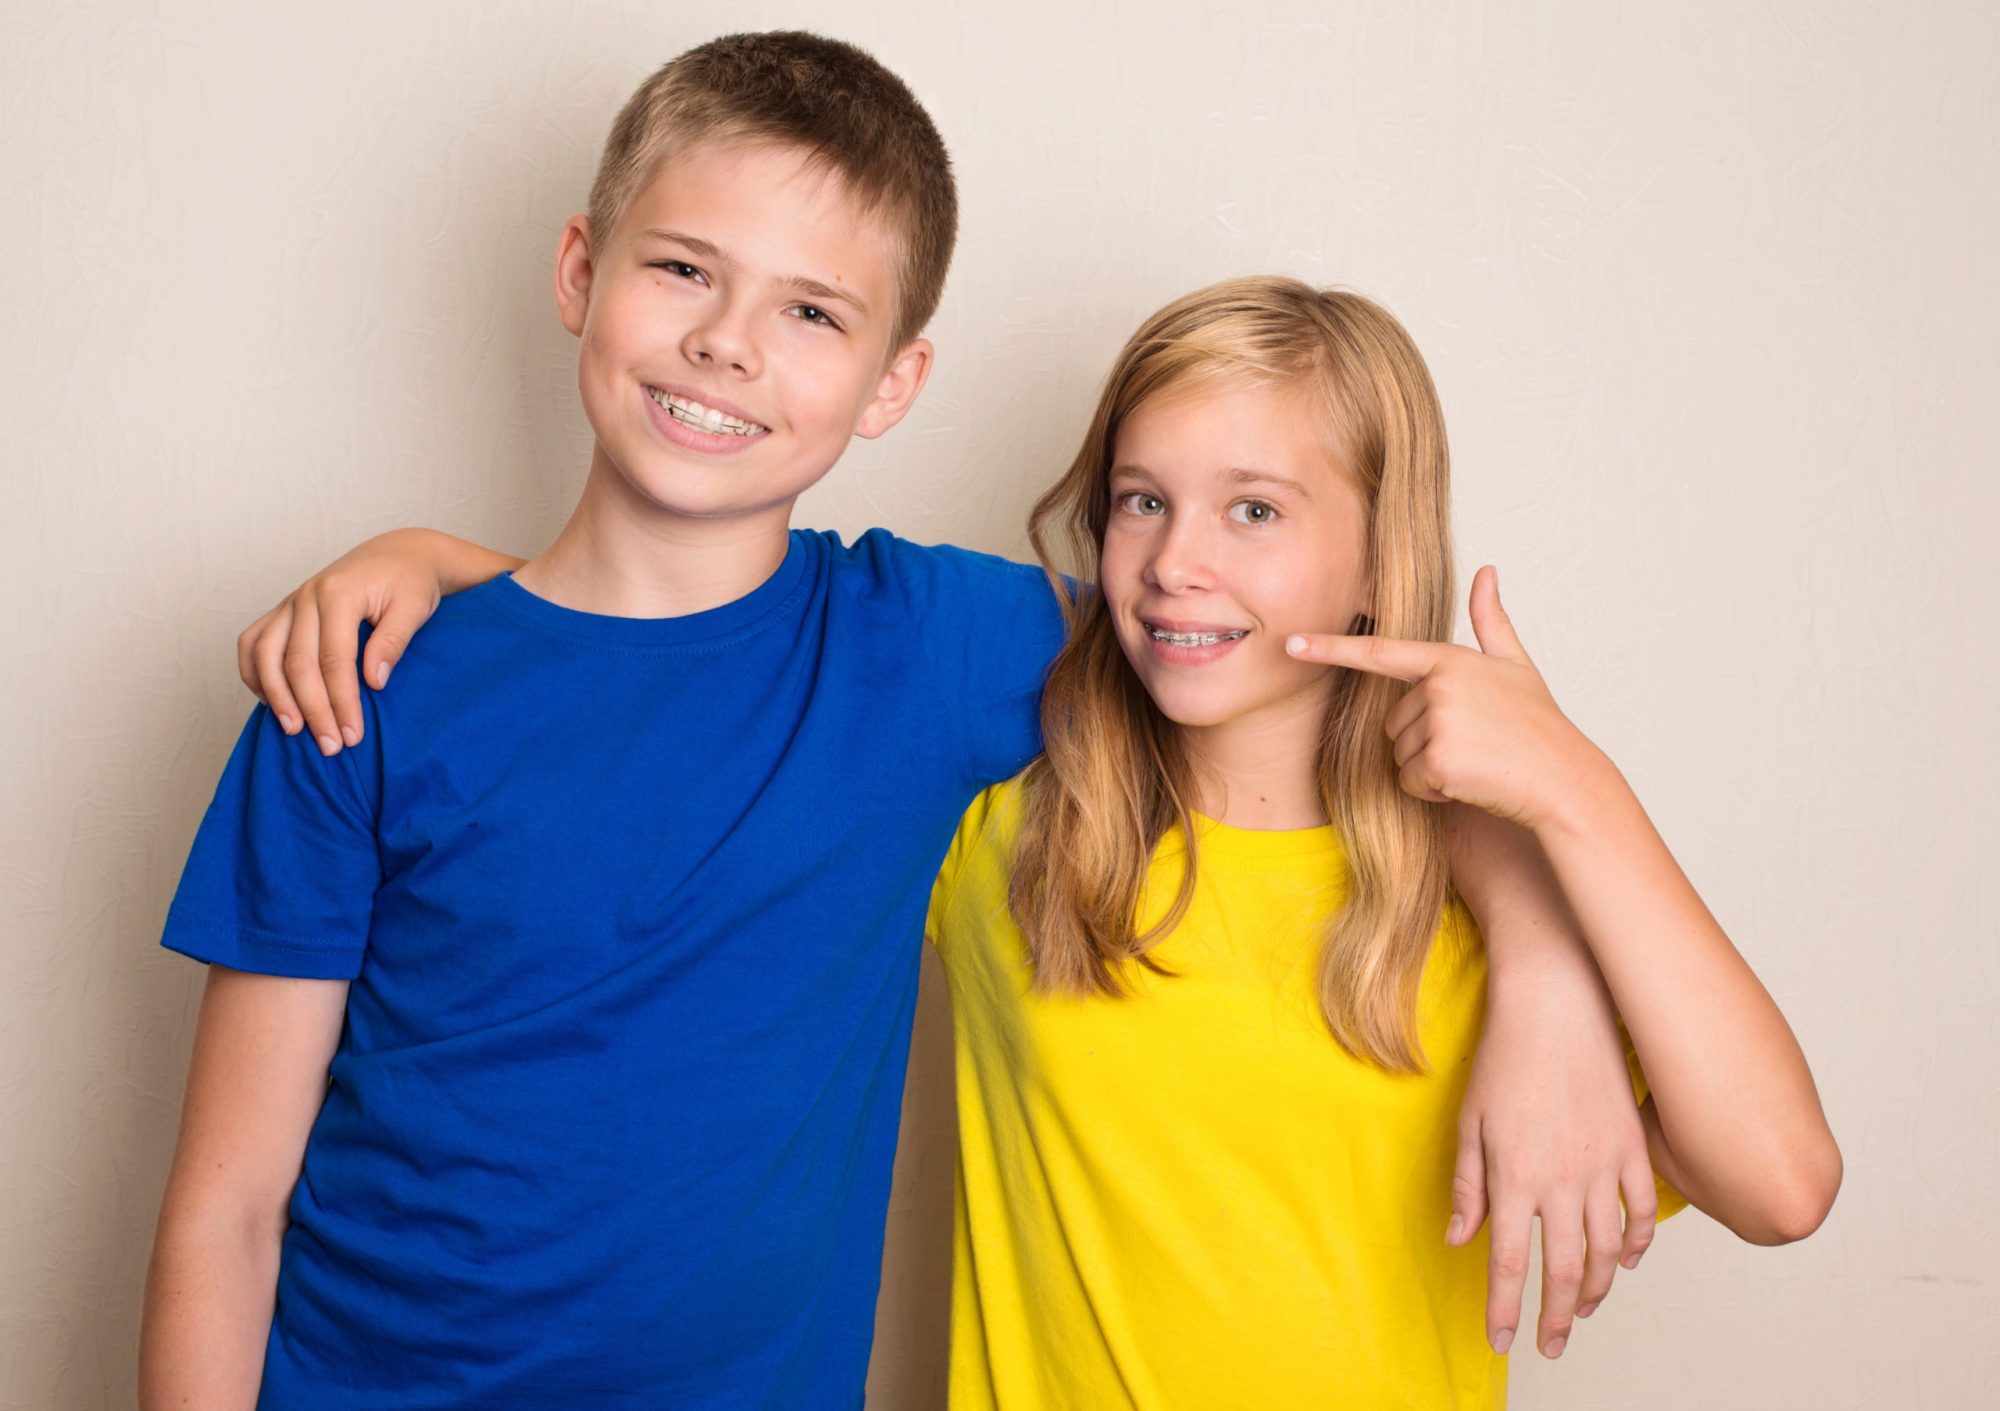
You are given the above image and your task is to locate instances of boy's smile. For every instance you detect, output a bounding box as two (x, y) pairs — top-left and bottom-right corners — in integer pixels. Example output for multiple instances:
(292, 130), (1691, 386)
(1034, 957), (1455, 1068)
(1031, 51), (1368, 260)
(555, 139), (931, 526)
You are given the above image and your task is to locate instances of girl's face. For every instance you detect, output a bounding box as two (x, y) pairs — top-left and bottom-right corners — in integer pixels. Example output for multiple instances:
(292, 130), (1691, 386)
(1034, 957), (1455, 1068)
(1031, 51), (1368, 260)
(1101, 378), (1372, 742)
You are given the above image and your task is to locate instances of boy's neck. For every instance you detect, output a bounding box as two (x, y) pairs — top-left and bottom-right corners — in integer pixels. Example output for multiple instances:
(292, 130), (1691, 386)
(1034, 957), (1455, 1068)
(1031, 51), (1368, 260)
(513, 451), (797, 619)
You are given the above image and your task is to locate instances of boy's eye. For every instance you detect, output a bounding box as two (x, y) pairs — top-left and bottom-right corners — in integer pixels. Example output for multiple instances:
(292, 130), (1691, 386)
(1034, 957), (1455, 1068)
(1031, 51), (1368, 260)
(787, 304), (842, 330)
(1117, 491), (1166, 516)
(1228, 499), (1277, 525)
(650, 260), (706, 284)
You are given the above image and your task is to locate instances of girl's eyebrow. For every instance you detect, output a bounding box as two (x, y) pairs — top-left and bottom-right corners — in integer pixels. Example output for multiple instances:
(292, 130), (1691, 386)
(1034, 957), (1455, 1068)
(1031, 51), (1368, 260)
(1223, 466), (1312, 500)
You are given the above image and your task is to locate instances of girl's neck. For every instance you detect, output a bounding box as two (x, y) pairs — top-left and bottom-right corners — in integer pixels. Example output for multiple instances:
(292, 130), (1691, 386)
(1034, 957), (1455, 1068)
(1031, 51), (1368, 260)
(514, 450), (795, 618)
(1180, 684), (1334, 831)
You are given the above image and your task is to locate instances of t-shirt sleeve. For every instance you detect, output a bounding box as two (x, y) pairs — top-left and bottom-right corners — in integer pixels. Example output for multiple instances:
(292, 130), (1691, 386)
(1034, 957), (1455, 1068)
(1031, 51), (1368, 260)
(885, 535), (1068, 790)
(160, 700), (384, 980)
(925, 781), (1012, 950)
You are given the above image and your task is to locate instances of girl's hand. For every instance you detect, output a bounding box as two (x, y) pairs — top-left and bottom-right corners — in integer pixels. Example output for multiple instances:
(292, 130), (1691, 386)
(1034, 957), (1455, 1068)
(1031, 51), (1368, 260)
(1285, 566), (1603, 831)
(236, 529), (515, 756)
(1455, 951), (1658, 1359)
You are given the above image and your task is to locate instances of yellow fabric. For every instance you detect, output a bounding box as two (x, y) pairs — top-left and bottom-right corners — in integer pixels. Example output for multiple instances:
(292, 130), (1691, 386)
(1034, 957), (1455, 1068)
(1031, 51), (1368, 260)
(927, 777), (1680, 1411)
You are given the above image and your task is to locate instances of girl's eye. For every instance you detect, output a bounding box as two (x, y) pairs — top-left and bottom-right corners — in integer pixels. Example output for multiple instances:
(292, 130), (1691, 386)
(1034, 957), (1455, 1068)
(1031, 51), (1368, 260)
(650, 260), (707, 285)
(788, 304), (842, 330)
(1117, 491), (1165, 516)
(1228, 499), (1278, 525)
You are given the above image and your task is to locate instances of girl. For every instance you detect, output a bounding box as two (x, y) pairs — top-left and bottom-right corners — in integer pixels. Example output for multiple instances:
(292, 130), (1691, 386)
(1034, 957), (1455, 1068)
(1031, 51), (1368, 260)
(924, 276), (1840, 1407)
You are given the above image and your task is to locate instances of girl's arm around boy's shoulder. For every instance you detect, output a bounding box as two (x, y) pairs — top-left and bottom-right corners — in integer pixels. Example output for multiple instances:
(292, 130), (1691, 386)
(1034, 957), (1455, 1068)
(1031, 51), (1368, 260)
(139, 966), (348, 1411)
(236, 528), (524, 757)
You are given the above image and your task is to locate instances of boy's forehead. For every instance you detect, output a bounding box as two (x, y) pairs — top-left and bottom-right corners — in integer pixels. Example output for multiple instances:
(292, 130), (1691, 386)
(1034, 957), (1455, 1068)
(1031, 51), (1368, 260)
(619, 139), (903, 280)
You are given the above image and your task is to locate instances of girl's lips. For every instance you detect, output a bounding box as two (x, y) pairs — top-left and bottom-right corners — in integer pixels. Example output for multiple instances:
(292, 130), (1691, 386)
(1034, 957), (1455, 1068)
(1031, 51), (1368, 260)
(1143, 628), (1249, 667)
(641, 385), (772, 455)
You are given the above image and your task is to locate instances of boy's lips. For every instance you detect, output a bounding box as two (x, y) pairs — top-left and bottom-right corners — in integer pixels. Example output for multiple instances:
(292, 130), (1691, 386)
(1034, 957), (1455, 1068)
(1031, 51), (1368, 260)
(642, 383), (772, 453)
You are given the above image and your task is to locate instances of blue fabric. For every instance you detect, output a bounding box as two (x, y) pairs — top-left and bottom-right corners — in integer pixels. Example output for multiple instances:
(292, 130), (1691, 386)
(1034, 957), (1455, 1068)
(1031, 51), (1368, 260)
(161, 529), (1064, 1410)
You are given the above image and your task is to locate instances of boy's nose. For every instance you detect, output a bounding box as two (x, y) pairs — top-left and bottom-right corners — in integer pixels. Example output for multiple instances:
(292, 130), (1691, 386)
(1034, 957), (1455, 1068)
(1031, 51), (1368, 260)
(682, 310), (759, 377)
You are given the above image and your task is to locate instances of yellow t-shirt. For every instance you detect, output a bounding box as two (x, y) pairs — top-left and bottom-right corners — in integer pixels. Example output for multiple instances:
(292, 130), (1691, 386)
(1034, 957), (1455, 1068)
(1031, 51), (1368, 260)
(928, 777), (1676, 1411)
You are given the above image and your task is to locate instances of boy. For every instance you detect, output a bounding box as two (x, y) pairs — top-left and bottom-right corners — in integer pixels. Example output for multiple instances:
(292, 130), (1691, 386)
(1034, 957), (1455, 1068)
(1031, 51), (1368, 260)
(145, 30), (1655, 1410)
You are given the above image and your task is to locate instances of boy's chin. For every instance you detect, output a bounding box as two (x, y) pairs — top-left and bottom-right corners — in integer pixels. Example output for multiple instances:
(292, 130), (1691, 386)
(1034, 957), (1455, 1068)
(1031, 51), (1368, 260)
(603, 462), (809, 524)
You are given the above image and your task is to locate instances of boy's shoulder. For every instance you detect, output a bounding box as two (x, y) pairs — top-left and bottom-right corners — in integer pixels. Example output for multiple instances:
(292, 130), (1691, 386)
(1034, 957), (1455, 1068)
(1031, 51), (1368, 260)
(814, 526), (1059, 627)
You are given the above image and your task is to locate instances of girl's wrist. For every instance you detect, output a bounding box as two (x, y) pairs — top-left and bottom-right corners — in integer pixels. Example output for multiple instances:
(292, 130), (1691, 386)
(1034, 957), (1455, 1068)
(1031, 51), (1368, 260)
(1526, 738), (1631, 843)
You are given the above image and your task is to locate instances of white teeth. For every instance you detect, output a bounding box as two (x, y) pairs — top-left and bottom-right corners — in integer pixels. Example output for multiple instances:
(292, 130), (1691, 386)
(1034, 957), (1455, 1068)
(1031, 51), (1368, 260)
(1149, 627), (1248, 647)
(647, 387), (766, 436)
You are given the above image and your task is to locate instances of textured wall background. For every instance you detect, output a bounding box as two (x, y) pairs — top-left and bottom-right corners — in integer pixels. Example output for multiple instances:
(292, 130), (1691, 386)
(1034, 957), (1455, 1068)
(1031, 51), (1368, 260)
(4, 1), (1994, 1406)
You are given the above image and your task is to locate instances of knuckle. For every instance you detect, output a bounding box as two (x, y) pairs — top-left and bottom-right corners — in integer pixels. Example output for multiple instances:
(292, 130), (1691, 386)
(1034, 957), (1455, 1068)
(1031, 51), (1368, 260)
(1492, 1253), (1528, 1282)
(1548, 1258), (1586, 1287)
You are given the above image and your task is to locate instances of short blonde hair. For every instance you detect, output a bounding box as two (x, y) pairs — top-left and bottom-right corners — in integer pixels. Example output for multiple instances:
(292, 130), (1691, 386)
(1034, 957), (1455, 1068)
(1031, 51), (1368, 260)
(588, 31), (957, 348)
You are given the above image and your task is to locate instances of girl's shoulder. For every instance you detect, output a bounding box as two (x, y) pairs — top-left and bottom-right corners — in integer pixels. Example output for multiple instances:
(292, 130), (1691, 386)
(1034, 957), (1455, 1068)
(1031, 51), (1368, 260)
(925, 771), (1033, 945)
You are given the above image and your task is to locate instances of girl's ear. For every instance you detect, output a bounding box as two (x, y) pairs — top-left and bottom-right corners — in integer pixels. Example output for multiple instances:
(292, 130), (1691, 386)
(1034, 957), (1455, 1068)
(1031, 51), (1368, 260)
(553, 215), (598, 338)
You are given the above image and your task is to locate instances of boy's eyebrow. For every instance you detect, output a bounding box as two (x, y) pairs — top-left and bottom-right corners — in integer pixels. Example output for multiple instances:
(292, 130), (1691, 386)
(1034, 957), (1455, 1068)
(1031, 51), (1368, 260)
(639, 228), (871, 318)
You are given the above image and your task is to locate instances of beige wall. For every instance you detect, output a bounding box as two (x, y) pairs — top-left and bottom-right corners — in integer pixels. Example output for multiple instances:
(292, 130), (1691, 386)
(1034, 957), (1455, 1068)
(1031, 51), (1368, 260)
(5, 1), (1994, 1406)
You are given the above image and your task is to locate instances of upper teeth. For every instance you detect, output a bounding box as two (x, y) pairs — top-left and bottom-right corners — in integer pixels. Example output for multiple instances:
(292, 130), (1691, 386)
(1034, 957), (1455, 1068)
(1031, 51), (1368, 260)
(649, 388), (766, 436)
(1150, 627), (1248, 647)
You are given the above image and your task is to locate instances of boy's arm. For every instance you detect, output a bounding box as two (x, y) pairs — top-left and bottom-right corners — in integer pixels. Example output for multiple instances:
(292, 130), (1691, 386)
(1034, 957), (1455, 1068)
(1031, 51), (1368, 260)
(1448, 804), (1657, 1361)
(140, 967), (349, 1411)
(238, 529), (522, 756)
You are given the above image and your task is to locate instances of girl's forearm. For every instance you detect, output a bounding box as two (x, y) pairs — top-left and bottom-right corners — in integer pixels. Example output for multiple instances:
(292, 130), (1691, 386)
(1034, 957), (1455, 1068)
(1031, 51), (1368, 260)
(393, 527), (525, 594)
(1532, 750), (1841, 1244)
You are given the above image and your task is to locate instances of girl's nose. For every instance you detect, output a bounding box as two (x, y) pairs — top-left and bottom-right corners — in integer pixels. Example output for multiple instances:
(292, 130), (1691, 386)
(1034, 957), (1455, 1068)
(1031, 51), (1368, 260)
(1146, 519), (1214, 593)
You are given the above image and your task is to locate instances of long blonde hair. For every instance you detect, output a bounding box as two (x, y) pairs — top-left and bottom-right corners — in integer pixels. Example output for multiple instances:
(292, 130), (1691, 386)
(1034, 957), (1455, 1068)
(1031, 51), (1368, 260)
(1010, 276), (1456, 1072)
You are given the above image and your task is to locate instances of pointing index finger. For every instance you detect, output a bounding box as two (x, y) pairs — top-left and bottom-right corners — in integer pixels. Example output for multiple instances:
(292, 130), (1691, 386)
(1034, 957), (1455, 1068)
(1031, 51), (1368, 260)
(1284, 632), (1452, 683)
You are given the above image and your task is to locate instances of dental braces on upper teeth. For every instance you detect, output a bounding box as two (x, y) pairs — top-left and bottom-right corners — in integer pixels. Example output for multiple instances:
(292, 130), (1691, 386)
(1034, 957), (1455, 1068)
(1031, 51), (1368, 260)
(648, 387), (766, 436)
(1150, 628), (1249, 647)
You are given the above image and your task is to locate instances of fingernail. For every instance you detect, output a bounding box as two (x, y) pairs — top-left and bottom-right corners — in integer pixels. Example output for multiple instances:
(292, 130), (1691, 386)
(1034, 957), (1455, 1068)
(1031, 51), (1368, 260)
(372, 662), (391, 688)
(1577, 1301), (1599, 1318)
(279, 714), (300, 734)
(1546, 1336), (1566, 1358)
(316, 734), (339, 756)
(1446, 1214), (1464, 1244)
(1286, 635), (1307, 655)
(342, 726), (361, 747)
(1491, 1329), (1513, 1356)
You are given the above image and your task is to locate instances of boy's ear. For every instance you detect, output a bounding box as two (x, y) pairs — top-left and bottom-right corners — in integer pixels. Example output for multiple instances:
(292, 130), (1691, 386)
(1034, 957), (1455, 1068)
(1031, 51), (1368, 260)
(553, 215), (598, 337)
(854, 338), (934, 440)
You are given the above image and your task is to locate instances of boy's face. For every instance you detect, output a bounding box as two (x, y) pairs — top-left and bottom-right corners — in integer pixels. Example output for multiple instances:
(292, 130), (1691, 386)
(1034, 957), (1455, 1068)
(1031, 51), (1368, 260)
(555, 140), (930, 522)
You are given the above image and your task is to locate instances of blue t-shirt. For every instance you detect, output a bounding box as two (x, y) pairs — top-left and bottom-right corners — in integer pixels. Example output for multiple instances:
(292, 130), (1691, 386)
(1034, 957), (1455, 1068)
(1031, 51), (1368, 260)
(161, 529), (1065, 1410)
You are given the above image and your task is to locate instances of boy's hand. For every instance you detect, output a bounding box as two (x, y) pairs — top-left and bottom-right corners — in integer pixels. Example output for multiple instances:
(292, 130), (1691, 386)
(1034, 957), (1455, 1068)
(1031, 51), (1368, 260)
(1452, 950), (1657, 1360)
(237, 529), (502, 755)
(1285, 566), (1603, 832)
